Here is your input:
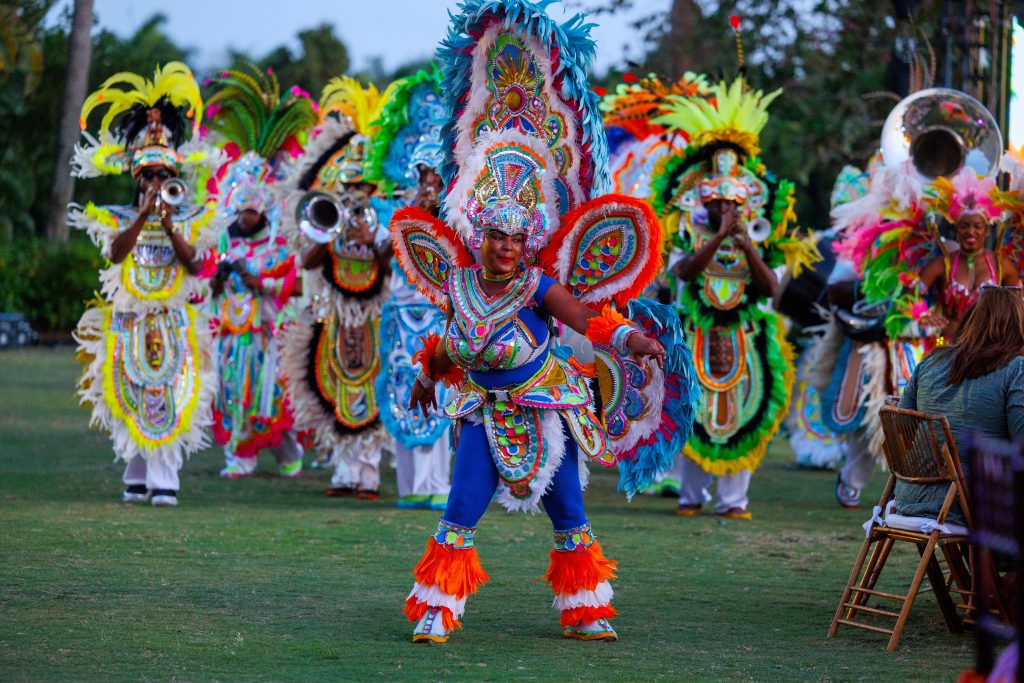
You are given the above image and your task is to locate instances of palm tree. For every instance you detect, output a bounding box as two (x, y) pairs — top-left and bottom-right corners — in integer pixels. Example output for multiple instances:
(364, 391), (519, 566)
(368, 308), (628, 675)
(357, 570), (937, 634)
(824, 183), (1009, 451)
(46, 0), (93, 243)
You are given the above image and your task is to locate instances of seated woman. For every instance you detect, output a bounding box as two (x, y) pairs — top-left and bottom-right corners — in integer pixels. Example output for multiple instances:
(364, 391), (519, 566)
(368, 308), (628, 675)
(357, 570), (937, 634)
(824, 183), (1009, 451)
(896, 286), (1024, 523)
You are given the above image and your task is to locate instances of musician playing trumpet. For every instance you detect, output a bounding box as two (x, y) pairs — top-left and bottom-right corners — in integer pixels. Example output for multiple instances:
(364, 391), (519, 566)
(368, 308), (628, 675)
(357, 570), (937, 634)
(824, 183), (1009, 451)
(670, 156), (783, 521)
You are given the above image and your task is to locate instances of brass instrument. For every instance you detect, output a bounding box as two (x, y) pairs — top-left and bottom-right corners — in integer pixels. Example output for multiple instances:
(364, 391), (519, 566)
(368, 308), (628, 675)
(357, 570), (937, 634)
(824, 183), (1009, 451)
(158, 177), (189, 207)
(880, 87), (1002, 179)
(296, 190), (379, 245)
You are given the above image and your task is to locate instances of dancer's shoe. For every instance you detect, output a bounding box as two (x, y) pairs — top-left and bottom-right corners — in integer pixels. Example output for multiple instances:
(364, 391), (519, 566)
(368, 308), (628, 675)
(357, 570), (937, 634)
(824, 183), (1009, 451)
(562, 618), (617, 642)
(412, 606), (451, 643)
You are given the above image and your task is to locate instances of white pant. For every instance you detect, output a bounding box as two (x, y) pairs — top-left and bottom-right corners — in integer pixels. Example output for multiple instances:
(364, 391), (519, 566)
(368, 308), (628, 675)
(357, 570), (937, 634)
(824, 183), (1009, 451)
(838, 427), (875, 491)
(330, 442), (383, 490)
(123, 456), (179, 491)
(677, 457), (753, 512)
(223, 431), (304, 474)
(394, 432), (452, 498)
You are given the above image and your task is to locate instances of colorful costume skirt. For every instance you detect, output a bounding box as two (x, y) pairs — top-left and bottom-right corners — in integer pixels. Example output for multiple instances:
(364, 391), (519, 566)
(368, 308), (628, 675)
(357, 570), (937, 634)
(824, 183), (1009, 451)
(74, 303), (214, 467)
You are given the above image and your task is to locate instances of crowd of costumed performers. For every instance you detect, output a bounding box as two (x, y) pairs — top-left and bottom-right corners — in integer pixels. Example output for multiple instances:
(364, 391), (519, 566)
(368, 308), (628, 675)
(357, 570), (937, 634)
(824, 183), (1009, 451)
(798, 87), (1023, 509)
(277, 77), (396, 500)
(391, 0), (699, 644)
(71, 63), (222, 507)
(203, 66), (318, 480)
(364, 66), (453, 511)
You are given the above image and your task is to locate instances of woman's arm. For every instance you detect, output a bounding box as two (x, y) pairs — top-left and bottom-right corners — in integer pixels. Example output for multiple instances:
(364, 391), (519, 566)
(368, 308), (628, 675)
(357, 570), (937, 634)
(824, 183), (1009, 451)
(542, 282), (665, 365)
(733, 231), (778, 296)
(410, 307), (456, 414)
(1000, 255), (1021, 286)
(165, 210), (199, 275)
(109, 186), (158, 264)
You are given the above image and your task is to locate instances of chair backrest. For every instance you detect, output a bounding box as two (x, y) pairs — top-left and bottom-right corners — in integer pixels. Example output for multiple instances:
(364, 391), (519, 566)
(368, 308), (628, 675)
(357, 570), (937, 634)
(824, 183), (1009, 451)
(967, 433), (1022, 559)
(878, 403), (970, 525)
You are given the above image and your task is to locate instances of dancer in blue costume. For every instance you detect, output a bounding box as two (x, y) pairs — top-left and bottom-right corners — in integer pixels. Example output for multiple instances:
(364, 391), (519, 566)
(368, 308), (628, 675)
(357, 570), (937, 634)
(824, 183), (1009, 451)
(391, 0), (697, 644)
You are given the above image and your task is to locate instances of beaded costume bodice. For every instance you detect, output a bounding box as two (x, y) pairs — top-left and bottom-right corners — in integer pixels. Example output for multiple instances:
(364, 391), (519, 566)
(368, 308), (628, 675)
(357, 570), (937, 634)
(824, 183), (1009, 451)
(108, 205), (205, 302)
(444, 266), (549, 374)
(943, 251), (997, 319)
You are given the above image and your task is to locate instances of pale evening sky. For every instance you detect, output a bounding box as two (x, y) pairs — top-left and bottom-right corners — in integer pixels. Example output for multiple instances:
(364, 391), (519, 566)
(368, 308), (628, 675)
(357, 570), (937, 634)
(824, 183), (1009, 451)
(49, 0), (668, 76)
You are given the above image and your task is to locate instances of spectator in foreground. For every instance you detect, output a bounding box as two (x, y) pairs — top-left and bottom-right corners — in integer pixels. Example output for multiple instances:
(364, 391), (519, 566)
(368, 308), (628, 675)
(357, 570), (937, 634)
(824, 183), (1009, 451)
(895, 286), (1024, 523)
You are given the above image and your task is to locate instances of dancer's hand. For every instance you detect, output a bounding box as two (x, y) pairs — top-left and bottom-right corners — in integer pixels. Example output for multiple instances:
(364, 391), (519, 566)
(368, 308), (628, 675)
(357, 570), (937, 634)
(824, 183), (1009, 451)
(410, 377), (437, 416)
(628, 333), (666, 370)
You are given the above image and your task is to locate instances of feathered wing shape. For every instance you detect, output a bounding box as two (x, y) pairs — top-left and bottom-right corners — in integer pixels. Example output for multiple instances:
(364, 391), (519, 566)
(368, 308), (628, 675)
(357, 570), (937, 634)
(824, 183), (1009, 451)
(205, 64), (317, 160)
(654, 77), (780, 158)
(365, 67), (444, 193)
(79, 61), (203, 142)
(610, 296), (700, 497)
(319, 76), (398, 133)
(537, 194), (662, 309)
(389, 206), (474, 307)
(437, 0), (610, 228)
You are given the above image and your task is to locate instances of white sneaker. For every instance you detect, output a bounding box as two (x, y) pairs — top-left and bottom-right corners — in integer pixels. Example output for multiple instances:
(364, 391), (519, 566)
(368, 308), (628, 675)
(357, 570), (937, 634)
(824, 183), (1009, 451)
(151, 491), (178, 507)
(412, 607), (451, 643)
(122, 490), (148, 503)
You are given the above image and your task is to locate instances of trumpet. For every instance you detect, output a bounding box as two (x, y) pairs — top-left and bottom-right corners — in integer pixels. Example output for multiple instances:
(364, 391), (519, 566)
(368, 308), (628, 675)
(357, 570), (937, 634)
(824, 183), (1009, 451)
(296, 190), (379, 244)
(158, 177), (189, 207)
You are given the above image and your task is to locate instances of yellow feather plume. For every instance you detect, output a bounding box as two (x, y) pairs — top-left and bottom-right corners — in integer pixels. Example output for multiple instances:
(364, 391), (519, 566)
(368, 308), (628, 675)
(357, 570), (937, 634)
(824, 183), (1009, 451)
(79, 61), (202, 142)
(653, 76), (781, 158)
(318, 76), (398, 135)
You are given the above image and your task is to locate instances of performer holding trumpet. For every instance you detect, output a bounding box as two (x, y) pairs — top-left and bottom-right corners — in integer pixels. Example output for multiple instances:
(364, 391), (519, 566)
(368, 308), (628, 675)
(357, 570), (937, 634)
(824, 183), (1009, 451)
(70, 63), (220, 506)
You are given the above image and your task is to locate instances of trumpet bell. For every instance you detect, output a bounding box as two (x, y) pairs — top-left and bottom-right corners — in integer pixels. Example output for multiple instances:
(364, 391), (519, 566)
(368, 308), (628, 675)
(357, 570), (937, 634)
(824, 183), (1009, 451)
(297, 191), (343, 244)
(880, 87), (1002, 179)
(159, 177), (188, 207)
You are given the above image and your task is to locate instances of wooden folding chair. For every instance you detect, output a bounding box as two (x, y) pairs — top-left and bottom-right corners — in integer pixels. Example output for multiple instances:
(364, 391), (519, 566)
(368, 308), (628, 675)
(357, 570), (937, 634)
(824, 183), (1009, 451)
(966, 433), (1021, 678)
(828, 402), (973, 650)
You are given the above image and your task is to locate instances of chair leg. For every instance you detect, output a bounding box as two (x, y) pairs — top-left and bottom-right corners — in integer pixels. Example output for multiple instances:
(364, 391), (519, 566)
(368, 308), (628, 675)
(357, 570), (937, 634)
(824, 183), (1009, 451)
(858, 537), (896, 606)
(829, 534), (877, 637)
(923, 546), (963, 634)
(887, 534), (940, 651)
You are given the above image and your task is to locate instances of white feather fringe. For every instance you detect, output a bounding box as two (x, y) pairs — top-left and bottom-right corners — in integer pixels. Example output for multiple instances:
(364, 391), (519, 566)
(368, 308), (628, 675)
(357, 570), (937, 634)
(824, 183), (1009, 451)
(551, 581), (614, 610)
(407, 582), (468, 619)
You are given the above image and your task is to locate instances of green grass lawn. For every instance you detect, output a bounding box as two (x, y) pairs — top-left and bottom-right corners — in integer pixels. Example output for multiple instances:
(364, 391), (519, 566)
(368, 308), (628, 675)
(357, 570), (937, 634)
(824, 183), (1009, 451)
(0, 348), (970, 682)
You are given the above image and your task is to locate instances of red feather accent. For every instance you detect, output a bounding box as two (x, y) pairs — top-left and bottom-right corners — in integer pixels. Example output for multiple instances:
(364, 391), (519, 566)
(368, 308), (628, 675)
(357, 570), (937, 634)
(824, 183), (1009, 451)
(413, 333), (465, 388)
(410, 537), (490, 599)
(729, 14), (741, 30)
(538, 194), (662, 309)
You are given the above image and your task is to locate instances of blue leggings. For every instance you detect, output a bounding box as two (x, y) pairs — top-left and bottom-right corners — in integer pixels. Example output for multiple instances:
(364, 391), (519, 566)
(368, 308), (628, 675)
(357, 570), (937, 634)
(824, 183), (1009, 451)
(442, 418), (588, 531)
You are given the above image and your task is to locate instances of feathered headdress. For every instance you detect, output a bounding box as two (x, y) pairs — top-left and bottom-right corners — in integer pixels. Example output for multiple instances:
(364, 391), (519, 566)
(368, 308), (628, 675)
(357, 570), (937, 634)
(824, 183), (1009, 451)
(601, 72), (709, 147)
(925, 168), (1000, 223)
(73, 62), (205, 178)
(316, 76), (397, 184)
(205, 64), (317, 162)
(365, 67), (444, 193)
(655, 77), (780, 159)
(436, 0), (613, 251)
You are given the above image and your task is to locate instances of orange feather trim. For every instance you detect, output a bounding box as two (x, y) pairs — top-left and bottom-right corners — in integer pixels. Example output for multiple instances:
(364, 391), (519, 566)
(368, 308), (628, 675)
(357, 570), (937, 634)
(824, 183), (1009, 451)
(402, 598), (461, 631)
(411, 538), (490, 599)
(543, 540), (618, 595)
(412, 333), (465, 388)
(559, 604), (619, 628)
(584, 306), (634, 346)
